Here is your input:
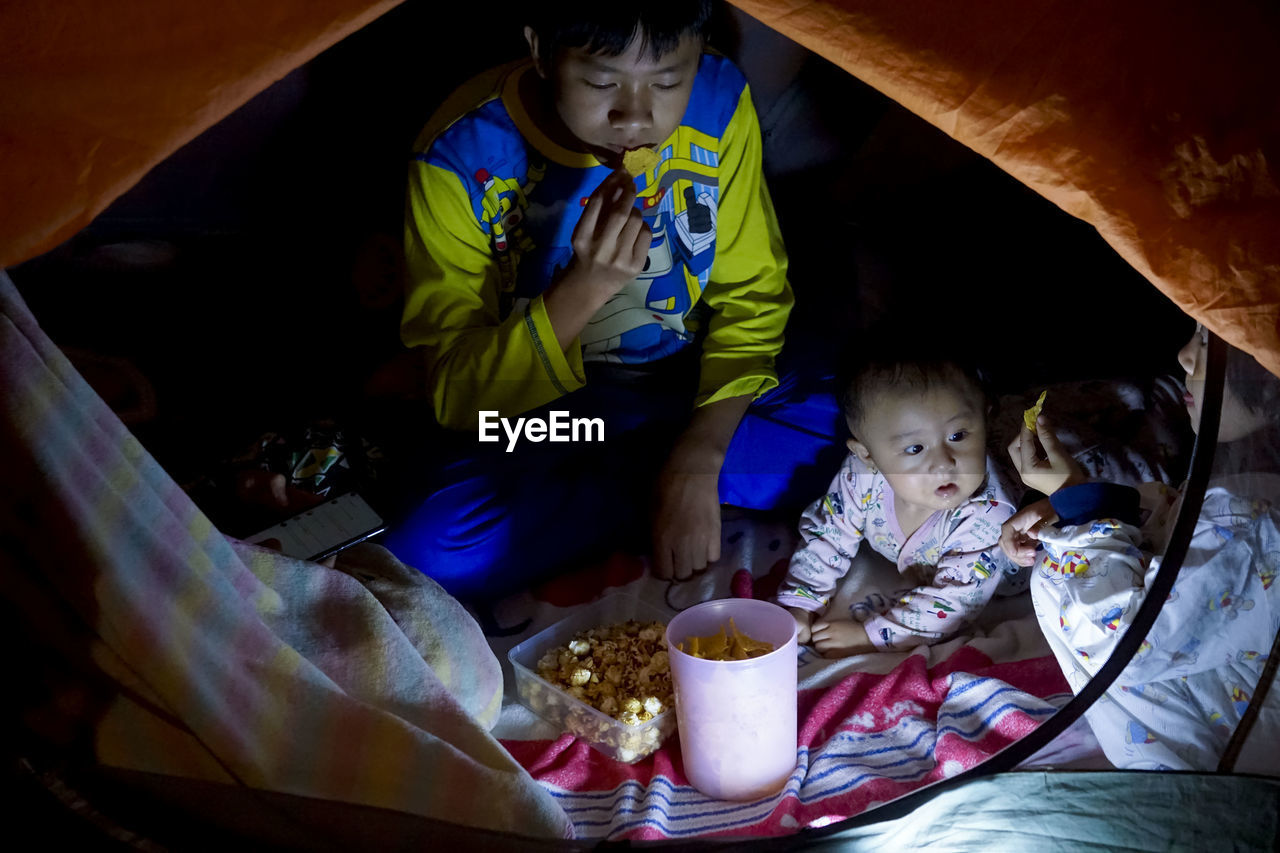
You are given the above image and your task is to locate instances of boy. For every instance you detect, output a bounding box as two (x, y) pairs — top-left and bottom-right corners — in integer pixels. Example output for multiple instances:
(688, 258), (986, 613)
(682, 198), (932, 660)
(778, 345), (1020, 656)
(385, 2), (840, 598)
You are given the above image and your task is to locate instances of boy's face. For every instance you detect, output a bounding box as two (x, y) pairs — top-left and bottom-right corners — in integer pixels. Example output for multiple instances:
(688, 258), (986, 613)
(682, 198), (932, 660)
(526, 28), (702, 168)
(848, 384), (988, 518)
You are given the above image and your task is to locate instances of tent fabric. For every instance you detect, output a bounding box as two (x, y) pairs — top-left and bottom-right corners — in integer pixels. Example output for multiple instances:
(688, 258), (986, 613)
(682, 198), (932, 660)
(812, 770), (1280, 851)
(5, 0), (1277, 378)
(726, 0), (1280, 379)
(0, 0), (401, 268)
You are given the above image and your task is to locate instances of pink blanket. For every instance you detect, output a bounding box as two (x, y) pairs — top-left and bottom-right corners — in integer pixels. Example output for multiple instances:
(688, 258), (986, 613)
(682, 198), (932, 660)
(494, 543), (1071, 840)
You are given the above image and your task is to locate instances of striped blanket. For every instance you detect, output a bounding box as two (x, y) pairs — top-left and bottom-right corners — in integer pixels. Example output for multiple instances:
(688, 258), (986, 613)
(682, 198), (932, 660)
(489, 523), (1076, 841)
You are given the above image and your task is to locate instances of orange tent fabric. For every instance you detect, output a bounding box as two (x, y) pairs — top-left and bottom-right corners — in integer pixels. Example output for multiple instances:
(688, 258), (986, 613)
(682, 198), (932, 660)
(3, 0), (1278, 375)
(0, 0), (400, 268)
(728, 0), (1280, 377)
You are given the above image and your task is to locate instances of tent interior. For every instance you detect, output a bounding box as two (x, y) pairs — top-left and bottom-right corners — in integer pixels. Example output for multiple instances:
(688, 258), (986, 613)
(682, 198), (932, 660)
(3, 0), (1279, 848)
(8, 1), (1199, 499)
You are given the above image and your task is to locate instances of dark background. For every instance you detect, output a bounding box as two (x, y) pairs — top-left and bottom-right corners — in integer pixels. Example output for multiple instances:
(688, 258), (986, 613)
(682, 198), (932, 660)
(9, 0), (1193, 521)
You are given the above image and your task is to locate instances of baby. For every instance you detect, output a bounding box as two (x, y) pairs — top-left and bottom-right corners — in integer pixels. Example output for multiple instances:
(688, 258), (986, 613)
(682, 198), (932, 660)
(776, 346), (1019, 657)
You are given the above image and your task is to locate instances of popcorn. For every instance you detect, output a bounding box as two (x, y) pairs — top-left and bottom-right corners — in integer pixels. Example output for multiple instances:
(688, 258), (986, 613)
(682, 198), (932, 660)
(522, 616), (678, 763)
(534, 618), (674, 726)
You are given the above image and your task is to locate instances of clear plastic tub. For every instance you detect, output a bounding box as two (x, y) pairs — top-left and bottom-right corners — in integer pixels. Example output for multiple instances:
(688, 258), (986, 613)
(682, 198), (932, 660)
(508, 594), (676, 764)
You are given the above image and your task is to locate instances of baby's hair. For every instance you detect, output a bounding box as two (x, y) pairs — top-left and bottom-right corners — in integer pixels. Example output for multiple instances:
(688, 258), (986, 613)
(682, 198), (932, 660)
(525, 1), (713, 65)
(838, 335), (991, 439)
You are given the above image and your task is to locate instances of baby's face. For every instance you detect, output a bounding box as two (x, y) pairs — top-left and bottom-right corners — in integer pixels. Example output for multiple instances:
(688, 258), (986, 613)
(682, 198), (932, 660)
(850, 385), (988, 517)
(536, 32), (701, 169)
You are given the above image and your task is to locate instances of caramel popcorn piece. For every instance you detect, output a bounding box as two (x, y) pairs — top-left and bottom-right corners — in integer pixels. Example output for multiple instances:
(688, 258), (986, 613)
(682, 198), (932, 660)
(533, 618), (675, 736)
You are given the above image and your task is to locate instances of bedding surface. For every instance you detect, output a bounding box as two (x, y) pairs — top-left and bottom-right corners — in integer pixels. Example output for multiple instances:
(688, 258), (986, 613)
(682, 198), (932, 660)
(485, 515), (1089, 840)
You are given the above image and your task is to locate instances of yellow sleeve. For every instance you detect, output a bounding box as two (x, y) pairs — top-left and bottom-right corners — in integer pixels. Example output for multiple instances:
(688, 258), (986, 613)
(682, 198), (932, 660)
(697, 85), (794, 406)
(401, 160), (585, 430)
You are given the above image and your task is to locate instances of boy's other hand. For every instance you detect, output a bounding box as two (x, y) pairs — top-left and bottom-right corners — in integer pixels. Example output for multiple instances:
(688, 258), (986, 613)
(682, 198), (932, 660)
(788, 606), (813, 645)
(1007, 416), (1086, 495)
(651, 469), (721, 580)
(235, 470), (326, 515)
(999, 497), (1059, 566)
(810, 618), (875, 658)
(567, 168), (651, 300)
(650, 395), (749, 580)
(651, 435), (724, 580)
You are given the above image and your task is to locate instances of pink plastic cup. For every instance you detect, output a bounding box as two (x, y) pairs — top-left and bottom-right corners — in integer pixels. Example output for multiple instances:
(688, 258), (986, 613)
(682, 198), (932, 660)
(666, 598), (798, 801)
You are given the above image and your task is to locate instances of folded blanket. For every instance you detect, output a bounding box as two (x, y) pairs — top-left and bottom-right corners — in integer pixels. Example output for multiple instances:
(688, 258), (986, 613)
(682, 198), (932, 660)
(0, 270), (572, 839)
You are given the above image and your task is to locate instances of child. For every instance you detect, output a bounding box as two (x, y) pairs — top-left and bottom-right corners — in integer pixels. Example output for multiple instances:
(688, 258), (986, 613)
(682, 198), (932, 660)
(777, 346), (1020, 657)
(1000, 325), (1280, 771)
(383, 2), (842, 599)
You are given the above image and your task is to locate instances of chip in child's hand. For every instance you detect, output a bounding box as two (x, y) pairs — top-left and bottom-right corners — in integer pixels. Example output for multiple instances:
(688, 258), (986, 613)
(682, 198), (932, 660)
(1023, 390), (1047, 433)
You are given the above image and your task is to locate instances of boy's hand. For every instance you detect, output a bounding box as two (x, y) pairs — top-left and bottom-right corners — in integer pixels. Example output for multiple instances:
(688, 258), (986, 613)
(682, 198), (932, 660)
(235, 470), (326, 515)
(810, 618), (875, 658)
(650, 395), (750, 580)
(999, 497), (1060, 567)
(788, 606), (813, 645)
(567, 168), (651, 300)
(651, 457), (721, 581)
(1007, 416), (1086, 495)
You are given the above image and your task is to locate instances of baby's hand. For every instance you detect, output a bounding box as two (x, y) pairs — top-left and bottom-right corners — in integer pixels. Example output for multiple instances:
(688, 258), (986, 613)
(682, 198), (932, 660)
(999, 498), (1060, 567)
(810, 618), (875, 658)
(787, 607), (813, 645)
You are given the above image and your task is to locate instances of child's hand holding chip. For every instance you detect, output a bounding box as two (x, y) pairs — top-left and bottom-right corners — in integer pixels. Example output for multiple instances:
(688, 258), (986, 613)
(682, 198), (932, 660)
(1007, 413), (1086, 496)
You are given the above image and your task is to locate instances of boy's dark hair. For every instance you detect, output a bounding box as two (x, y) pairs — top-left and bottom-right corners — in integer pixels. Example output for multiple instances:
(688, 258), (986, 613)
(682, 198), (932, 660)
(526, 1), (714, 64)
(837, 333), (992, 439)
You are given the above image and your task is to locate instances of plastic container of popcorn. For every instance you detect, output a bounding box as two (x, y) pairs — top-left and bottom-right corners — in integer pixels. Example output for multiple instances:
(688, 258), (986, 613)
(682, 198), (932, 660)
(666, 598), (798, 801)
(508, 594), (676, 764)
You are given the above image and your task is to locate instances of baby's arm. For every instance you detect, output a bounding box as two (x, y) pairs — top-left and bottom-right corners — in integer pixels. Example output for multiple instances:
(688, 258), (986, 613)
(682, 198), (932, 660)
(863, 507), (1011, 650)
(862, 560), (1003, 651)
(776, 456), (870, 622)
(810, 617), (875, 658)
(787, 606), (813, 645)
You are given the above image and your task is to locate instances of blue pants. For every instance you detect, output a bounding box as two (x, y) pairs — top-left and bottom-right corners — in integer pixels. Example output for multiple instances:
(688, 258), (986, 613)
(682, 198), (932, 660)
(379, 350), (843, 600)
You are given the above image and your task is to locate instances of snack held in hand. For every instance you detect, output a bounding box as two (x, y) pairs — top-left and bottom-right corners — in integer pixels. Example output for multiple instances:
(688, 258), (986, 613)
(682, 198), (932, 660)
(1023, 390), (1048, 433)
(622, 146), (660, 177)
(536, 620), (673, 724)
(678, 617), (775, 660)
